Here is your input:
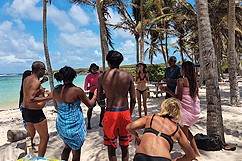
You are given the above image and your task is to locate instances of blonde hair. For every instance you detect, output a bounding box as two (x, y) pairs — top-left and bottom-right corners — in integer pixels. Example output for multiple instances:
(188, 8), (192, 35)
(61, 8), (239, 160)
(157, 98), (182, 125)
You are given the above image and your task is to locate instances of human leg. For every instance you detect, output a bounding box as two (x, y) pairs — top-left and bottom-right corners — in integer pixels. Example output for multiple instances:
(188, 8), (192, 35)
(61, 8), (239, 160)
(120, 145), (129, 161)
(136, 90), (142, 117)
(61, 143), (72, 161)
(72, 148), (81, 161)
(142, 90), (148, 115)
(26, 122), (36, 141)
(87, 107), (93, 129)
(108, 145), (117, 161)
(87, 92), (95, 129)
(34, 119), (49, 157)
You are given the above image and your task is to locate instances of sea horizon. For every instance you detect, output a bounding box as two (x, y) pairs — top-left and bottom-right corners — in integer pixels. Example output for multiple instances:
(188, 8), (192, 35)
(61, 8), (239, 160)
(0, 74), (86, 110)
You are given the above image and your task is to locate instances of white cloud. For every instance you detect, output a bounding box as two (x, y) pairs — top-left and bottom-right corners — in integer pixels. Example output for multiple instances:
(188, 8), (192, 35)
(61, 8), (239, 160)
(13, 19), (25, 30)
(48, 5), (77, 32)
(6, 0), (42, 21)
(106, 8), (121, 25)
(59, 30), (100, 48)
(0, 20), (42, 62)
(116, 40), (136, 64)
(113, 28), (133, 40)
(69, 5), (89, 26)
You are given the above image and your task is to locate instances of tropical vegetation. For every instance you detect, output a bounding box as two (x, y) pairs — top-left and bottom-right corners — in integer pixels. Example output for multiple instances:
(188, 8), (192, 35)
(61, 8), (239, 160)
(41, 0), (242, 145)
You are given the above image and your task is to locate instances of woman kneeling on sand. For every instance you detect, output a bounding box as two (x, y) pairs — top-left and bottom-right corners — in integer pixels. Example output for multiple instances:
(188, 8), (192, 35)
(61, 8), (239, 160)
(53, 66), (96, 161)
(126, 98), (197, 161)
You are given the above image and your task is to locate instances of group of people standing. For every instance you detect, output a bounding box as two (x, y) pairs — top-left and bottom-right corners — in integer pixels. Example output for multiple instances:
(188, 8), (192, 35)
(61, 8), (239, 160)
(19, 51), (200, 161)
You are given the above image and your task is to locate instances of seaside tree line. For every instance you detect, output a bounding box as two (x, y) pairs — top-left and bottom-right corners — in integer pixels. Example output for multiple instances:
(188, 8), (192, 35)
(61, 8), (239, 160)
(42, 0), (242, 144)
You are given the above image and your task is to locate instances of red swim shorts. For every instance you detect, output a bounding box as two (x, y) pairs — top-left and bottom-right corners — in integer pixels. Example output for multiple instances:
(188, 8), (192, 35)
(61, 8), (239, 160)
(103, 107), (132, 148)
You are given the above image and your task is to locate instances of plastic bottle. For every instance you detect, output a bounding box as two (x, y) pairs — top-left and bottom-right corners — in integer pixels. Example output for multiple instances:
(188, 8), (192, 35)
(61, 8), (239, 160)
(23, 137), (37, 161)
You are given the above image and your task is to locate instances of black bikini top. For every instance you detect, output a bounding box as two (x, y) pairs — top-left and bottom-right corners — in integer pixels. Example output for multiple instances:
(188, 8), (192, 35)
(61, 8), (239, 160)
(143, 114), (179, 152)
(138, 73), (147, 81)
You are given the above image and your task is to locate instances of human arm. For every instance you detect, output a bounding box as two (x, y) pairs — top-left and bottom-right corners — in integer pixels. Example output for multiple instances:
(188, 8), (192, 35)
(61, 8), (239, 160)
(126, 116), (147, 145)
(29, 80), (52, 102)
(135, 73), (139, 84)
(129, 76), (136, 115)
(52, 89), (58, 110)
(159, 78), (183, 100)
(173, 128), (197, 161)
(40, 76), (48, 84)
(78, 88), (96, 107)
(84, 75), (89, 91)
(97, 73), (105, 102)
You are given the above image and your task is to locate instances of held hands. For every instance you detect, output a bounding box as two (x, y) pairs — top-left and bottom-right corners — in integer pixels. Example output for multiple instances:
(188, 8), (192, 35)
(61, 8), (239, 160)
(44, 90), (52, 100)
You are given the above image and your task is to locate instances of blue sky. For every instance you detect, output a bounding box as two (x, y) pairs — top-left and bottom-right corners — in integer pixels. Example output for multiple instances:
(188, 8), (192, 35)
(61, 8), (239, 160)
(0, 0), (195, 74)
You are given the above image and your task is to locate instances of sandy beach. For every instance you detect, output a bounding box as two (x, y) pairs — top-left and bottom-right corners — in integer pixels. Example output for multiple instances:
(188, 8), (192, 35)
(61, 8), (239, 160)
(0, 80), (242, 161)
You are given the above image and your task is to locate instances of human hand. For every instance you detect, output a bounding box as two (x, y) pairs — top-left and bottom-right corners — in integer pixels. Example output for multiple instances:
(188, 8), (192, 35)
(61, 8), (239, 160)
(159, 85), (168, 91)
(134, 134), (141, 146)
(41, 76), (48, 84)
(44, 90), (52, 99)
(93, 89), (97, 99)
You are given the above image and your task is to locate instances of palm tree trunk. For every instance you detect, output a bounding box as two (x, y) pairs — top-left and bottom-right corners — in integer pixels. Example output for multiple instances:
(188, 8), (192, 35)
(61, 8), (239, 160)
(140, 0), (144, 62)
(196, 0), (225, 141)
(197, 6), (205, 87)
(96, 0), (109, 71)
(228, 0), (240, 106)
(135, 34), (140, 63)
(43, 0), (54, 92)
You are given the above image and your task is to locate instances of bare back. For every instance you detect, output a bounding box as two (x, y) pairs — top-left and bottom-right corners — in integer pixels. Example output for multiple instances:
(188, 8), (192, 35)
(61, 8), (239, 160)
(22, 74), (46, 109)
(98, 68), (135, 108)
(135, 115), (178, 158)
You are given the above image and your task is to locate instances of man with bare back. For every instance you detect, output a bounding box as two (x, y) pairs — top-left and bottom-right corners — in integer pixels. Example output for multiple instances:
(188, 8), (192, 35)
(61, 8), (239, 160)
(97, 50), (136, 161)
(22, 61), (52, 157)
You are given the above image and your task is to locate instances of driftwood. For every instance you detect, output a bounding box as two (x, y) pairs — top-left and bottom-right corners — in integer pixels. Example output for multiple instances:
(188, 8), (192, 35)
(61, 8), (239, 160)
(7, 129), (28, 142)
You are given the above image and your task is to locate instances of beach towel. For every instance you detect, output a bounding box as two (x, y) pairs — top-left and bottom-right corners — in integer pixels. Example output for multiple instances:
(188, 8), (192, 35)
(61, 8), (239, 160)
(177, 87), (200, 126)
(56, 100), (86, 150)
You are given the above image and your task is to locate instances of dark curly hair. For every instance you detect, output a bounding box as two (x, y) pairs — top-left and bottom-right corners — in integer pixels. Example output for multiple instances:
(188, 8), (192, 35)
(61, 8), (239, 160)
(181, 61), (198, 98)
(106, 50), (123, 67)
(54, 66), (77, 82)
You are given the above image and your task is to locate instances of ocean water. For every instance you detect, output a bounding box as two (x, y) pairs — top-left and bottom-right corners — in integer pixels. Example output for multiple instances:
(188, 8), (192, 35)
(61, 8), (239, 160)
(0, 74), (86, 109)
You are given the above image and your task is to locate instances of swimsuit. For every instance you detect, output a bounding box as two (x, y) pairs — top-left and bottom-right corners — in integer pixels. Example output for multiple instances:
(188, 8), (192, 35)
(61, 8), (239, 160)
(103, 107), (132, 148)
(22, 108), (46, 124)
(19, 105), (27, 129)
(56, 100), (86, 150)
(143, 114), (179, 152)
(136, 88), (147, 94)
(133, 153), (171, 161)
(136, 73), (148, 94)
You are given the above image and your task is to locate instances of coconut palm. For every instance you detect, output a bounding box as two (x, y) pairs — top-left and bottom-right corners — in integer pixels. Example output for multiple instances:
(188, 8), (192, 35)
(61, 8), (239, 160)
(69, 0), (115, 71)
(43, 0), (54, 91)
(228, 0), (240, 106)
(195, 0), (225, 141)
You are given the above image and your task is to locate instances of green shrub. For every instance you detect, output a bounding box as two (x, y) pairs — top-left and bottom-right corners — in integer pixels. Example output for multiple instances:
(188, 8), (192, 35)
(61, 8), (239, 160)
(147, 64), (165, 82)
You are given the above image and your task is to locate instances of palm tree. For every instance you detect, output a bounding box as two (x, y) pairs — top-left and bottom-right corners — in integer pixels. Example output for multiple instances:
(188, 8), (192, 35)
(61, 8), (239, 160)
(228, 0), (240, 106)
(69, 0), (114, 71)
(195, 0), (225, 142)
(43, 0), (54, 91)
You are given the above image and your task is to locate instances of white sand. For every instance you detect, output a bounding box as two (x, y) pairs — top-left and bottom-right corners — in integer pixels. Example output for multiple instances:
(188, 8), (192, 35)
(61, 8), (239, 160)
(0, 80), (241, 161)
